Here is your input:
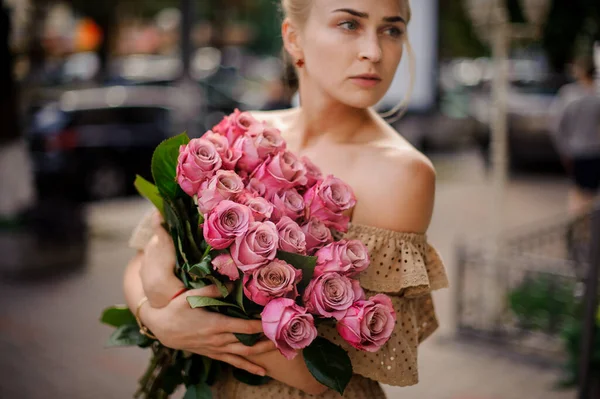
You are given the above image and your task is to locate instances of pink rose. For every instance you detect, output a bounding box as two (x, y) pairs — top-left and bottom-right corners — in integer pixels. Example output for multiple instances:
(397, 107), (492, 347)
(301, 218), (334, 255)
(303, 272), (365, 320)
(231, 221), (279, 272)
(301, 156), (323, 188)
(313, 240), (370, 277)
(202, 131), (242, 170)
(261, 298), (318, 360)
(245, 196), (274, 222)
(270, 188), (305, 223)
(276, 217), (307, 254)
(220, 147), (242, 170)
(336, 294), (396, 352)
(303, 175), (356, 232)
(249, 123), (287, 158)
(246, 178), (267, 197)
(203, 200), (253, 250)
(213, 109), (258, 145)
(211, 253), (240, 281)
(251, 151), (307, 197)
(197, 170), (245, 214)
(233, 134), (262, 173)
(176, 138), (222, 197)
(202, 131), (229, 153)
(243, 259), (302, 306)
(235, 190), (274, 222)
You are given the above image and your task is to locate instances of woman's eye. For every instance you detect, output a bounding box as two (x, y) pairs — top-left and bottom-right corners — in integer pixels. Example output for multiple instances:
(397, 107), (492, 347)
(384, 27), (404, 38)
(339, 20), (359, 31)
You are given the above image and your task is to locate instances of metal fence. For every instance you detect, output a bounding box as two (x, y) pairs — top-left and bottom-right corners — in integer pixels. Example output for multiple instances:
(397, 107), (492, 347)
(455, 204), (600, 398)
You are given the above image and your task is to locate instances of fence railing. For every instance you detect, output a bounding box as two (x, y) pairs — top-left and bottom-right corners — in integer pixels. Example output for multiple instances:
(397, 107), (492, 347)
(454, 204), (600, 397)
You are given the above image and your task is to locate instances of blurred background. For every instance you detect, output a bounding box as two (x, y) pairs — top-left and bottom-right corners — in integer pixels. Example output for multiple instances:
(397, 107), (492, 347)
(1, 0), (600, 398)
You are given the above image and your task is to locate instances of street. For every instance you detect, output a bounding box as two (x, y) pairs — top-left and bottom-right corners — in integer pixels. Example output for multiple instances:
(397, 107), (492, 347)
(0, 150), (577, 399)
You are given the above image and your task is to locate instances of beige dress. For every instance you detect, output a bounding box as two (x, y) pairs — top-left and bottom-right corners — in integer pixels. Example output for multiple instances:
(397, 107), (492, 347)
(129, 214), (449, 398)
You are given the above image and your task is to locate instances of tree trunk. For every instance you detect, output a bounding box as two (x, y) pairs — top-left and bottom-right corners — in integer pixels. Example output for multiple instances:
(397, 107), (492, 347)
(0, 3), (19, 145)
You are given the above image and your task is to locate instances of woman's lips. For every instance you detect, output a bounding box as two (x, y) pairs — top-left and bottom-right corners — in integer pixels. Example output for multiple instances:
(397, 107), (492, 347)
(349, 77), (382, 88)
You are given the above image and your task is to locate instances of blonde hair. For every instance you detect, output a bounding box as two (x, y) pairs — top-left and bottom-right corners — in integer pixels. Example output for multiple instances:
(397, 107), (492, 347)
(281, 0), (412, 27)
(281, 0), (415, 122)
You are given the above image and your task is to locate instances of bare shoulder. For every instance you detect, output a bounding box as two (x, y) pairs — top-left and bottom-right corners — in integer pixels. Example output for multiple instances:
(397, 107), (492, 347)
(352, 128), (436, 233)
(362, 123), (436, 187)
(247, 108), (298, 130)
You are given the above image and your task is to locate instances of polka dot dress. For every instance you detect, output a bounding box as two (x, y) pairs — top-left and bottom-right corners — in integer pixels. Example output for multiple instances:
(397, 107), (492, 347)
(129, 217), (449, 398)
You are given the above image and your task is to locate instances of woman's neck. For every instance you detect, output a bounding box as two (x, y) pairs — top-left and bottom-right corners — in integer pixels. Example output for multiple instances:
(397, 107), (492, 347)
(293, 79), (373, 149)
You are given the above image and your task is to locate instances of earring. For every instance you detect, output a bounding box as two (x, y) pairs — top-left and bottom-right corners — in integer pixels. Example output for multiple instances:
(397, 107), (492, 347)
(295, 59), (305, 68)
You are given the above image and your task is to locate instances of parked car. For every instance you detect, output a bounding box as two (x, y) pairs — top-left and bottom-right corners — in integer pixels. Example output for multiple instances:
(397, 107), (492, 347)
(26, 85), (199, 201)
(470, 77), (567, 172)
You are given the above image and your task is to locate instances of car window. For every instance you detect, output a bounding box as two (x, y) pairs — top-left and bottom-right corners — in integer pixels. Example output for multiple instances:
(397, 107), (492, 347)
(69, 107), (170, 127)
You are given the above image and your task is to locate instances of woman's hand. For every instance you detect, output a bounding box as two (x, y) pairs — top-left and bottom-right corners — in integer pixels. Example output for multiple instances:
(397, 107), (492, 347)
(140, 212), (184, 308)
(141, 283), (277, 376)
(137, 212), (277, 375)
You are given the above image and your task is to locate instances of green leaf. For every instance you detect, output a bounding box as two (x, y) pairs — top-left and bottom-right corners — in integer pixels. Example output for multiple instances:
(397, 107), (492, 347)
(151, 133), (190, 200)
(183, 382), (212, 399)
(184, 218), (204, 261)
(303, 337), (352, 395)
(177, 237), (190, 266)
(234, 279), (246, 313)
(201, 356), (213, 383)
(188, 260), (211, 279)
(100, 306), (136, 328)
(189, 280), (208, 290)
(232, 368), (272, 386)
(276, 251), (318, 290)
(134, 175), (164, 216)
(223, 306), (250, 319)
(187, 296), (239, 309)
(234, 333), (263, 347)
(204, 275), (230, 298)
(106, 324), (151, 348)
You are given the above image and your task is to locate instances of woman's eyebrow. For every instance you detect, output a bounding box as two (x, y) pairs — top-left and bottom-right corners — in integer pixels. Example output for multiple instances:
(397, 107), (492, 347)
(333, 8), (406, 24)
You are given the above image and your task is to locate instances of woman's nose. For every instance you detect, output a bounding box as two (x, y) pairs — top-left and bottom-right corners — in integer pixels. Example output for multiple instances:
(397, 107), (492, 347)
(358, 34), (382, 63)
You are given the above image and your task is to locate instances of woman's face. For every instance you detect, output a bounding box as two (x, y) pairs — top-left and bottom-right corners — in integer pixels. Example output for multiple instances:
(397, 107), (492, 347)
(298, 0), (407, 109)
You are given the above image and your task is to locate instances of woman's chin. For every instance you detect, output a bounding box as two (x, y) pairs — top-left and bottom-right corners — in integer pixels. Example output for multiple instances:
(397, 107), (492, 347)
(338, 95), (384, 110)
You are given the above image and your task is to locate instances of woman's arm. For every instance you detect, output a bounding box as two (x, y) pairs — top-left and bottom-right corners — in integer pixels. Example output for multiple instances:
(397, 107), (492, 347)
(123, 249), (272, 376)
(130, 216), (328, 395)
(247, 351), (328, 396)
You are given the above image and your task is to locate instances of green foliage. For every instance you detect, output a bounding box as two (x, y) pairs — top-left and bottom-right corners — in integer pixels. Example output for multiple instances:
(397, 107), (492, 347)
(276, 250), (317, 293)
(303, 337), (353, 395)
(100, 306), (137, 328)
(508, 273), (578, 333)
(508, 272), (600, 388)
(134, 175), (164, 216)
(439, 0), (488, 59)
(106, 324), (152, 348)
(232, 368), (272, 386)
(151, 133), (190, 201)
(542, 0), (600, 72)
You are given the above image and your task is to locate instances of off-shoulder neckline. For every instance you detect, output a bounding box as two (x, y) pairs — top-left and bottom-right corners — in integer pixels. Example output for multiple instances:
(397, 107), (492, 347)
(346, 222), (427, 241)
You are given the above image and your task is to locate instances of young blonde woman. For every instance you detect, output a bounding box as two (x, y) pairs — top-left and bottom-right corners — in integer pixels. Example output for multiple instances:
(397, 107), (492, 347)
(123, 0), (448, 397)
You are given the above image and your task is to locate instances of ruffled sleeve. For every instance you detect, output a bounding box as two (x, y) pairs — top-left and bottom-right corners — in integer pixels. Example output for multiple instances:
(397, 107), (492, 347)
(318, 223), (449, 387)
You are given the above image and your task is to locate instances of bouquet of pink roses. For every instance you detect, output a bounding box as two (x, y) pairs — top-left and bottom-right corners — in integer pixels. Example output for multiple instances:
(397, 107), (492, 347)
(101, 110), (396, 398)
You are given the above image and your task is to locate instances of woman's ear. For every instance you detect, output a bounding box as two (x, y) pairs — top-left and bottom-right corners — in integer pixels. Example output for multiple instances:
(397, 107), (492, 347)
(282, 18), (304, 61)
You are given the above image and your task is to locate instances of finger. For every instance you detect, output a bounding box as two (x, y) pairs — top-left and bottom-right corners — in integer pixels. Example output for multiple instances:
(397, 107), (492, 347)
(208, 333), (241, 347)
(184, 284), (228, 299)
(219, 317), (264, 335)
(223, 339), (276, 357)
(151, 211), (164, 230)
(212, 354), (266, 377)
